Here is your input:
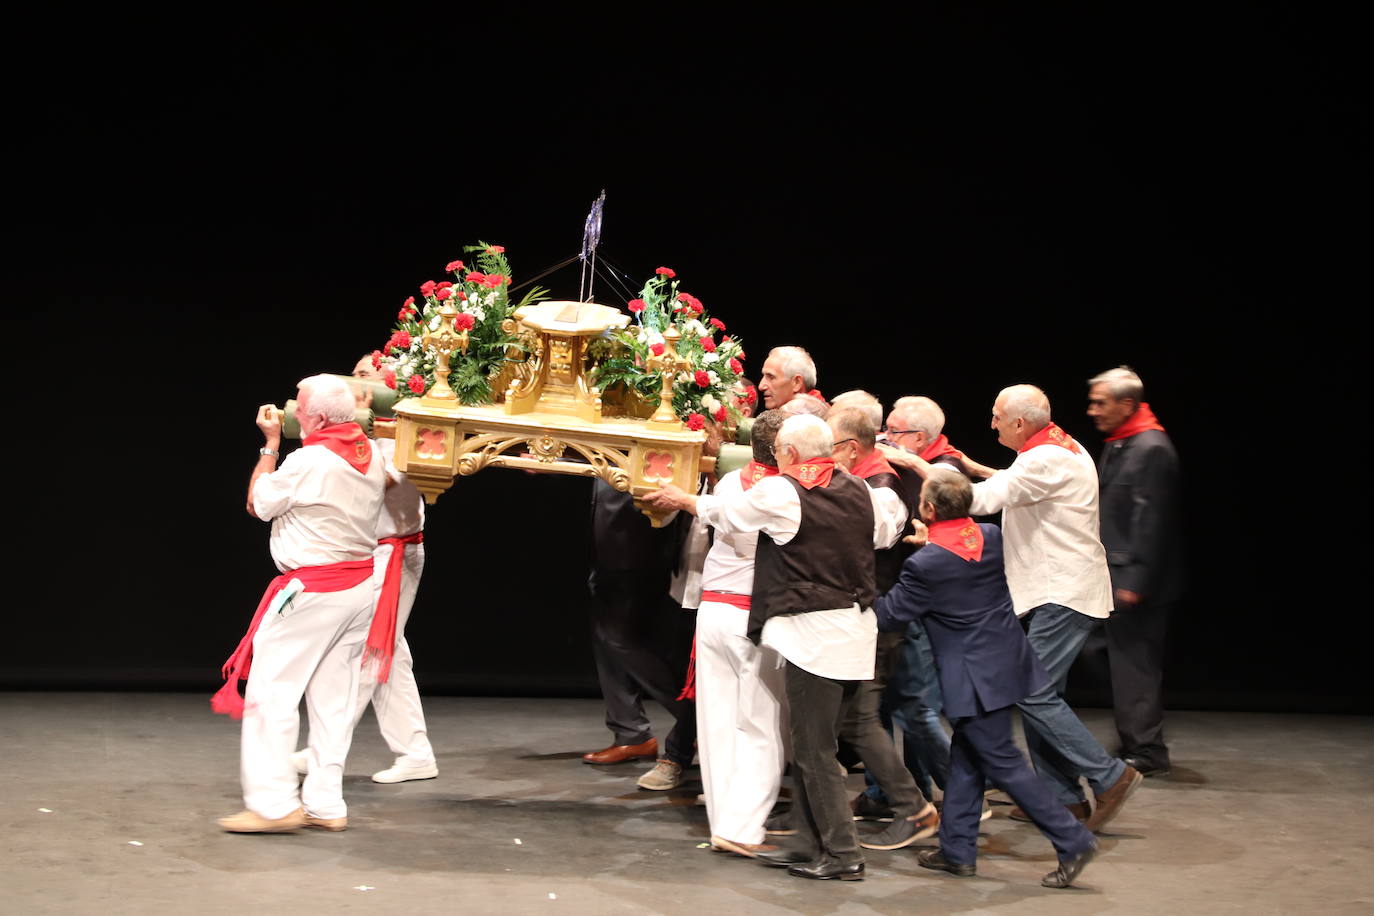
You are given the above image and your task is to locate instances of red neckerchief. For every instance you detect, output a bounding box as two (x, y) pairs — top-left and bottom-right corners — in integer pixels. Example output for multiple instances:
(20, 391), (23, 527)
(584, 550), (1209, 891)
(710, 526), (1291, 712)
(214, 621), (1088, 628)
(1019, 422), (1082, 455)
(806, 388), (828, 407)
(303, 422), (373, 473)
(1104, 402), (1166, 442)
(918, 434), (965, 462)
(926, 517), (984, 562)
(848, 449), (897, 480)
(741, 460), (780, 491)
(783, 456), (836, 490)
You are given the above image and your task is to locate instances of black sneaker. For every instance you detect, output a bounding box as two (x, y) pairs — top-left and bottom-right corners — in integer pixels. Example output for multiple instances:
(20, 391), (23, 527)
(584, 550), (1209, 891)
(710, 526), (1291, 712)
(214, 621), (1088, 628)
(859, 804), (940, 850)
(850, 792), (894, 822)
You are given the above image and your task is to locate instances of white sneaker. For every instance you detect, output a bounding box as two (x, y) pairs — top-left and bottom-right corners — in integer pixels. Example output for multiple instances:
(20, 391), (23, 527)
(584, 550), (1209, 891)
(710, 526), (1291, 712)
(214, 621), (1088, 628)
(637, 758), (683, 791)
(371, 761), (439, 784)
(290, 750), (309, 775)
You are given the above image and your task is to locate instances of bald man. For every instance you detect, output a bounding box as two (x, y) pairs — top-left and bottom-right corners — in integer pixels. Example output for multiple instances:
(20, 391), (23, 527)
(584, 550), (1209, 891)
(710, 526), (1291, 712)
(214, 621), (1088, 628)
(969, 385), (1141, 833)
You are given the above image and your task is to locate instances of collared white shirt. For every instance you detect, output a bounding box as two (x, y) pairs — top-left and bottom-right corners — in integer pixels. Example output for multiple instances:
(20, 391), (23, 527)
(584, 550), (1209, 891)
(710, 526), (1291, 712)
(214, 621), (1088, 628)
(697, 472), (907, 679)
(969, 441), (1113, 619)
(374, 437), (425, 540)
(253, 441), (386, 572)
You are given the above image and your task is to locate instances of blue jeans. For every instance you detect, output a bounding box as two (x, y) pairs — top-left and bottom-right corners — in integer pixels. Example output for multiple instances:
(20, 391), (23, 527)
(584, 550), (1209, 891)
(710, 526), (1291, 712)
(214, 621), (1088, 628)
(865, 620), (951, 801)
(1017, 603), (1126, 805)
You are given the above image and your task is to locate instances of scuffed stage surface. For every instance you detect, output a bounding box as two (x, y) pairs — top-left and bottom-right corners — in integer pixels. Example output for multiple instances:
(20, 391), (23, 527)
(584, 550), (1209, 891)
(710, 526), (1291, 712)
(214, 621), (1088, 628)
(3, 693), (1371, 915)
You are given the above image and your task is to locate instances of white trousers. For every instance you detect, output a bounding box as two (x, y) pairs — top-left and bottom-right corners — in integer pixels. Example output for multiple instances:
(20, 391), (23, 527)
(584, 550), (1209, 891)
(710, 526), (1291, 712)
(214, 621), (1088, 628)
(695, 600), (787, 845)
(353, 542), (435, 766)
(241, 578), (374, 820)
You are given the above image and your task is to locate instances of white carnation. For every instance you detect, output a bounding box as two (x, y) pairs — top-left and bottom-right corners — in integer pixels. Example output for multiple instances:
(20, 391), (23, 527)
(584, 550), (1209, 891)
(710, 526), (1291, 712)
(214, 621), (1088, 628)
(701, 393), (720, 412)
(708, 370), (720, 386)
(429, 316), (442, 331)
(702, 352), (720, 365)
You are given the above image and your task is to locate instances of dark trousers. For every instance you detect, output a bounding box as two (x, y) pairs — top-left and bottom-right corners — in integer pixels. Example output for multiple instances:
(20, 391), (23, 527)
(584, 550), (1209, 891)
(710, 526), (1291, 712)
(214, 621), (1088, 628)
(940, 705), (1096, 865)
(838, 632), (930, 818)
(588, 571), (697, 765)
(784, 661), (863, 867)
(1104, 599), (1173, 765)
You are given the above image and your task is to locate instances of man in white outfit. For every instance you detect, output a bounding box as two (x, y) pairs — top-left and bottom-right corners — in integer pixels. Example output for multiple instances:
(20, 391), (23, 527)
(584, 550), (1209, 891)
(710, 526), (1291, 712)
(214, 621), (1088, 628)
(216, 374), (385, 833)
(691, 409), (788, 858)
(357, 431), (439, 783)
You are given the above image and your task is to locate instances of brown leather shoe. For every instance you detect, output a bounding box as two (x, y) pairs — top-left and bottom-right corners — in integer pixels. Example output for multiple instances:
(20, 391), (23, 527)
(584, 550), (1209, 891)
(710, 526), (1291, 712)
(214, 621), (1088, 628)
(581, 737), (658, 765)
(1009, 801), (1091, 823)
(1085, 764), (1143, 832)
(304, 815), (347, 831)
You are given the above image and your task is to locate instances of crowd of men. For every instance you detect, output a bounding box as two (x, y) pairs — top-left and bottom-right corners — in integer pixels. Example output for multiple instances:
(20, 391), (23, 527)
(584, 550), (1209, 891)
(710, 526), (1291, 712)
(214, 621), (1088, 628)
(215, 348), (1181, 891)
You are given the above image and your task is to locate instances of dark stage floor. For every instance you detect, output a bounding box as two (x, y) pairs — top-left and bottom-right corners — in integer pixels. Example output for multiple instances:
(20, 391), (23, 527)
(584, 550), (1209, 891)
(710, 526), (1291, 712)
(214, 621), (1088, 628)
(3, 693), (1371, 915)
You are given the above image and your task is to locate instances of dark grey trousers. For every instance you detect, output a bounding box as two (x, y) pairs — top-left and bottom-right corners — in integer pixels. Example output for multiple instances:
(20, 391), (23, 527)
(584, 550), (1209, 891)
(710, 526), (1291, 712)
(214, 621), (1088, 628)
(784, 660), (863, 866)
(838, 632), (930, 818)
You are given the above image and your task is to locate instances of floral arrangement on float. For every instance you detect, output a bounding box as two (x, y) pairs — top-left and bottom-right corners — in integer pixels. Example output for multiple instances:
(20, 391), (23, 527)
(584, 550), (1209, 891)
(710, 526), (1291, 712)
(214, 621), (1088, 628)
(588, 266), (751, 429)
(371, 242), (548, 405)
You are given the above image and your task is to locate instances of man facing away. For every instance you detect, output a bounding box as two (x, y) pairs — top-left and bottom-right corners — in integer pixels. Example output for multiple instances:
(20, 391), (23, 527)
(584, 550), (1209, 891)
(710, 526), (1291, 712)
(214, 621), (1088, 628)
(648, 414), (907, 881)
(875, 472), (1098, 888)
(1086, 366), (1183, 777)
(968, 384), (1142, 832)
(215, 374), (385, 832)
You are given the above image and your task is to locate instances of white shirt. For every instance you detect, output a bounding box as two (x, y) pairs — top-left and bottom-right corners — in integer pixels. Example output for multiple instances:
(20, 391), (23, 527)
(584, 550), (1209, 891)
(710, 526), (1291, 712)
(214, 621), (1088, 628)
(253, 441), (386, 572)
(374, 437), (425, 540)
(697, 472), (907, 680)
(969, 439), (1113, 619)
(698, 470), (759, 596)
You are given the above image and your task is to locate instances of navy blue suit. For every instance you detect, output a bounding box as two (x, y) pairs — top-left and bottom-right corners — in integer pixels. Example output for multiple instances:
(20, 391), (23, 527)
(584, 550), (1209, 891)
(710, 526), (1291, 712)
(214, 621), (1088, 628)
(875, 523), (1096, 865)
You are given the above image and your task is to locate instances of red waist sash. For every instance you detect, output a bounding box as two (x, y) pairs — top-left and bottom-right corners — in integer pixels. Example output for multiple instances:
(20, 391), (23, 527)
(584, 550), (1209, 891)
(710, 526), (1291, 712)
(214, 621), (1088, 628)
(211, 558), (374, 719)
(679, 591), (754, 701)
(701, 589), (751, 610)
(367, 531), (424, 683)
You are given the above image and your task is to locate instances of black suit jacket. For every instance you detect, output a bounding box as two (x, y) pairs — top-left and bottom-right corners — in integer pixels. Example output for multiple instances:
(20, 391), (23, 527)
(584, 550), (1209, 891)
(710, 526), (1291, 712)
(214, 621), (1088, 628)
(1097, 428), (1184, 603)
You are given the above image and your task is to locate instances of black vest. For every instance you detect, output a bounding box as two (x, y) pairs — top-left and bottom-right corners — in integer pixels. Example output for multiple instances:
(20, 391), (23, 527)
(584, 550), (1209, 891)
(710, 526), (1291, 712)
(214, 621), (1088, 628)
(747, 471), (877, 643)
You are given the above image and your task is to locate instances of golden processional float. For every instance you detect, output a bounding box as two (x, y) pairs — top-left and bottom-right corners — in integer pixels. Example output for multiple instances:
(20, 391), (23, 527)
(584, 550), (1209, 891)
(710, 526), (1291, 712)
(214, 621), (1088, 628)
(316, 195), (753, 526)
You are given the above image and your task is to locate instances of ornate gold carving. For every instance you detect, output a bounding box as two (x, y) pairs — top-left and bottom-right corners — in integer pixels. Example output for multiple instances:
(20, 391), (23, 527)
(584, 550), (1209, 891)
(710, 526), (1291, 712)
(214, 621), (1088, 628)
(503, 321), (544, 403)
(528, 434), (567, 463)
(421, 304), (469, 402)
(549, 337), (575, 384)
(645, 324), (691, 430)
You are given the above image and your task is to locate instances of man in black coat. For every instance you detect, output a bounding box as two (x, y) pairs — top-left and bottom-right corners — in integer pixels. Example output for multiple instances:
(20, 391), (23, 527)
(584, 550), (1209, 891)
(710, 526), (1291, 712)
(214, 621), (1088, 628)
(1087, 367), (1184, 777)
(874, 473), (1098, 888)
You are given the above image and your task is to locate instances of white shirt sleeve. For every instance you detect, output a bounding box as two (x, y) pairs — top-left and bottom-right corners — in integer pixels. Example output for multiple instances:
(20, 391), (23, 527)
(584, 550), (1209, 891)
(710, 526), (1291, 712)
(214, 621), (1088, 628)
(969, 448), (1073, 516)
(697, 476), (801, 546)
(871, 485), (908, 549)
(252, 449), (311, 521)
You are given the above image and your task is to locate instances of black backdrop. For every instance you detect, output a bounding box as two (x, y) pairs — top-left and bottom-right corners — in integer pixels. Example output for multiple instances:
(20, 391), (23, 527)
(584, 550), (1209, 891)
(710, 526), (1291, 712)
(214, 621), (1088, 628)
(13, 6), (1367, 713)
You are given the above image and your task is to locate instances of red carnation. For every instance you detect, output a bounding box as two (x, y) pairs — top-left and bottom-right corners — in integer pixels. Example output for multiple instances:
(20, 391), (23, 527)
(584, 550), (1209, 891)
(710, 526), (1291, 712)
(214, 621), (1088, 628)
(435, 287), (452, 301)
(407, 374), (426, 394)
(445, 259), (465, 273)
(436, 281), (453, 290)
(403, 295), (416, 309)
(482, 273), (506, 288)
(393, 330), (411, 349)
(656, 266), (676, 278)
(487, 245), (505, 254)
(686, 412), (705, 431)
(729, 357), (744, 375)
(398, 307), (411, 321)
(694, 369), (711, 387)
(709, 317), (726, 331)
(714, 405), (728, 423)
(745, 385), (758, 404)
(466, 271), (487, 284)
(628, 298), (646, 313)
(419, 280), (437, 297)
(370, 350), (383, 369)
(454, 312), (475, 331)
(700, 336), (716, 353)
(650, 343), (665, 356)
(383, 369), (397, 389)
